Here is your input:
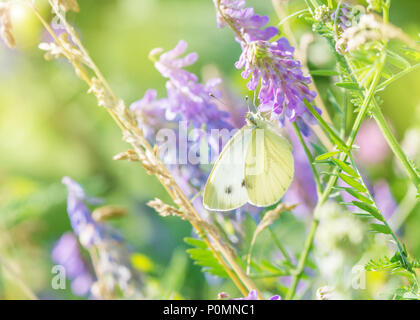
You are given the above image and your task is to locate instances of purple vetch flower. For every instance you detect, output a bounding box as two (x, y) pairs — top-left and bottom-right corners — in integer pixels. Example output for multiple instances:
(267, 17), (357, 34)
(214, 0), (278, 42)
(150, 40), (231, 130)
(331, 2), (356, 32)
(52, 232), (95, 296)
(131, 41), (236, 198)
(236, 38), (318, 124)
(232, 290), (281, 300)
(62, 176), (104, 248)
(61, 177), (144, 298)
(213, 0), (318, 127)
(130, 89), (169, 142)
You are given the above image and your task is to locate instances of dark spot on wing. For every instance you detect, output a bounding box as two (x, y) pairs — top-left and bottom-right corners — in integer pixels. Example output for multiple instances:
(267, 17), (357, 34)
(241, 179), (246, 187)
(225, 185), (233, 194)
(244, 179), (253, 190)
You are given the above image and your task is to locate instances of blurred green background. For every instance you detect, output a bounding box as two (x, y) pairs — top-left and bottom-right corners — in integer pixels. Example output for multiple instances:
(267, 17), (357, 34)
(0, 0), (419, 299)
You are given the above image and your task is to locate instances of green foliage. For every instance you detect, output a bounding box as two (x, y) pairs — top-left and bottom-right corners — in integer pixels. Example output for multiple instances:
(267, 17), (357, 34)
(184, 237), (229, 279)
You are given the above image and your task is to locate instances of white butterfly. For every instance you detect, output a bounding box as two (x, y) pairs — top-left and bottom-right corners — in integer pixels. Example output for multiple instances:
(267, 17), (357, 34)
(203, 112), (294, 211)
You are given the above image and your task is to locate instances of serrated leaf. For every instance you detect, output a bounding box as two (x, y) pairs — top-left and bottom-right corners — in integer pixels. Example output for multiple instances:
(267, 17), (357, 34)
(370, 223), (391, 234)
(332, 159), (359, 177)
(352, 201), (384, 222)
(338, 173), (367, 193)
(336, 82), (361, 90)
(310, 69), (339, 76)
(315, 151), (341, 161)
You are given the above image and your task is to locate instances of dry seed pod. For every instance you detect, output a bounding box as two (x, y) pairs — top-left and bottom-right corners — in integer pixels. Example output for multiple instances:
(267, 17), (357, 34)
(92, 205), (128, 222)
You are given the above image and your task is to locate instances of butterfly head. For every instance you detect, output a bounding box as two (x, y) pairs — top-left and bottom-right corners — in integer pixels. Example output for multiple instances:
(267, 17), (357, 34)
(245, 112), (266, 128)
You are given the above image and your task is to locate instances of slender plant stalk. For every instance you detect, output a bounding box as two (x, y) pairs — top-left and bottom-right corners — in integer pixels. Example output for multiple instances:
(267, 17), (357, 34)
(0, 254), (38, 300)
(27, 0), (260, 298)
(285, 216), (319, 299)
(371, 104), (420, 189)
(376, 63), (420, 92)
(268, 228), (293, 265)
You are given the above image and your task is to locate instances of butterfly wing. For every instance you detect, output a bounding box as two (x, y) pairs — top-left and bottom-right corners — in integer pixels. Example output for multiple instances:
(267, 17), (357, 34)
(244, 127), (294, 207)
(203, 127), (252, 211)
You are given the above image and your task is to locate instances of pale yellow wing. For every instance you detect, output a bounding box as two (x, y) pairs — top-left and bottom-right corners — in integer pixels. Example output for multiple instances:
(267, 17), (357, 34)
(203, 127), (252, 211)
(244, 127), (294, 207)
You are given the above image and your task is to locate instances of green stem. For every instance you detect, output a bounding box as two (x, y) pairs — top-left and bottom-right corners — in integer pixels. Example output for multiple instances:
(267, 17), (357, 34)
(383, 0), (391, 23)
(376, 63), (420, 92)
(304, 100), (349, 152)
(286, 216), (319, 300)
(269, 228), (294, 265)
(371, 104), (420, 191)
(327, 0), (333, 9)
(277, 9), (309, 27)
(292, 122), (322, 196)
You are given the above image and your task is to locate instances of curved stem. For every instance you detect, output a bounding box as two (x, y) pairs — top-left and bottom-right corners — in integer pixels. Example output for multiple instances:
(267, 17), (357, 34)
(285, 216), (319, 300)
(371, 104), (420, 191)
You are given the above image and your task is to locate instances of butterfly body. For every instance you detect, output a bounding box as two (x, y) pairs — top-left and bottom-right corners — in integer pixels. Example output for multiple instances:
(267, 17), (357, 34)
(203, 112), (294, 211)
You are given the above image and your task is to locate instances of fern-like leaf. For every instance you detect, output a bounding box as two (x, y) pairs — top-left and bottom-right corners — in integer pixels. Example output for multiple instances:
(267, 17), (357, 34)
(184, 237), (229, 278)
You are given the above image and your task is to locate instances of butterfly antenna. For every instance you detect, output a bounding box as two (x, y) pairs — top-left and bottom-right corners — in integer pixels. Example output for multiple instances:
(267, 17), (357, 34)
(209, 93), (228, 108)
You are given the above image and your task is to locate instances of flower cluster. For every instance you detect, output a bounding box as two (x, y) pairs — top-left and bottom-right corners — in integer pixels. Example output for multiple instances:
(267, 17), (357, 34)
(62, 176), (104, 248)
(214, 0), (277, 42)
(61, 177), (143, 298)
(131, 41), (234, 197)
(235, 38), (318, 124)
(148, 40), (231, 131)
(218, 290), (281, 300)
(214, 0), (318, 126)
(331, 2), (357, 33)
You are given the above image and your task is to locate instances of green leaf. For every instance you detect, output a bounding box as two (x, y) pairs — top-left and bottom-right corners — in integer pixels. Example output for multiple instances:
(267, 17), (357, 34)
(365, 256), (400, 271)
(370, 223), (392, 234)
(338, 173), (367, 193)
(335, 187), (373, 204)
(332, 159), (359, 178)
(353, 212), (373, 219)
(315, 151), (341, 161)
(327, 89), (343, 115)
(351, 201), (384, 222)
(184, 237), (207, 249)
(336, 82), (362, 90)
(310, 142), (328, 156)
(184, 238), (229, 278)
(310, 69), (339, 76)
(386, 49), (411, 69)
